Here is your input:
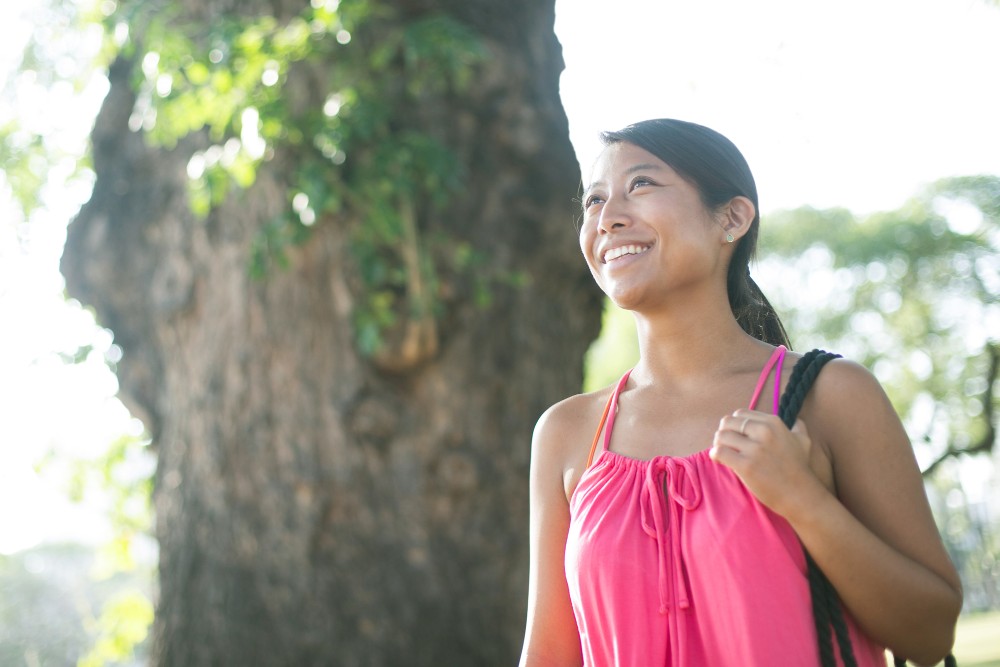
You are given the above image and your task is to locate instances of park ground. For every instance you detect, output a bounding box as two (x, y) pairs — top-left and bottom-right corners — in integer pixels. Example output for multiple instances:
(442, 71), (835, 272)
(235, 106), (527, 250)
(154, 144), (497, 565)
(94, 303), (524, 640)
(913, 611), (1000, 667)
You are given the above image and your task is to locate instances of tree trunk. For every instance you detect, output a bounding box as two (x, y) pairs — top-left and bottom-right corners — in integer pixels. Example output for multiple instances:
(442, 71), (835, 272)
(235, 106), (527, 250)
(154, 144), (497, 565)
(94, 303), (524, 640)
(61, 1), (600, 665)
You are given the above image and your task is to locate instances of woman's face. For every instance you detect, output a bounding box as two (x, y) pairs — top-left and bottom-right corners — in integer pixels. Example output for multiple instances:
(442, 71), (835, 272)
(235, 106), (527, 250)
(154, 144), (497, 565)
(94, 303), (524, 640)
(580, 142), (728, 311)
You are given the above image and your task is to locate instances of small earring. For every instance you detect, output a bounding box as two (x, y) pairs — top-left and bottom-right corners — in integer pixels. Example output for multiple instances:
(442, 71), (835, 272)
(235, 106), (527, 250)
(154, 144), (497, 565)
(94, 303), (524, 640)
(726, 233), (734, 243)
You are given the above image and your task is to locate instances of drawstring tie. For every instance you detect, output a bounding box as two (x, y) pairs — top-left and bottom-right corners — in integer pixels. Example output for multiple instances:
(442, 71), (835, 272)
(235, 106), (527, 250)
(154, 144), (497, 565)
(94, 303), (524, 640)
(640, 457), (703, 615)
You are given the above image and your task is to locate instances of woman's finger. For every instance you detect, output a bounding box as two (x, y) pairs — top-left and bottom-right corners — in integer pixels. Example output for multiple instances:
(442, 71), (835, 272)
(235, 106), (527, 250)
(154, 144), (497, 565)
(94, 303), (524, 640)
(709, 440), (741, 468)
(721, 411), (758, 439)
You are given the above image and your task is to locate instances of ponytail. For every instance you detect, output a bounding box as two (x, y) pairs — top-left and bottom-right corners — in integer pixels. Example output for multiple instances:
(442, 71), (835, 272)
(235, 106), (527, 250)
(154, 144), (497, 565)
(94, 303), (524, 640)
(729, 265), (790, 348)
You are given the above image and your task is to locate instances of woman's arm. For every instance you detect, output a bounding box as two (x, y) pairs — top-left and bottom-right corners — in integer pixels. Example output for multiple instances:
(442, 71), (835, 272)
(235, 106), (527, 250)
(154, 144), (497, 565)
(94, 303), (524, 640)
(519, 402), (585, 667)
(712, 359), (962, 666)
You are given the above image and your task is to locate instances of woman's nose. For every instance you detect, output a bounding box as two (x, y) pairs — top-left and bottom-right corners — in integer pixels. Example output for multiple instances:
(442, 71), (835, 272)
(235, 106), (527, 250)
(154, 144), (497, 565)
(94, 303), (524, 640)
(598, 194), (631, 234)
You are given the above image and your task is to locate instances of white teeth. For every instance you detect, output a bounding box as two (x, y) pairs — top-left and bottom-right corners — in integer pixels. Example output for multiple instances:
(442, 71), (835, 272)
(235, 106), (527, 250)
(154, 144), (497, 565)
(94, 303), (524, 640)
(603, 244), (650, 263)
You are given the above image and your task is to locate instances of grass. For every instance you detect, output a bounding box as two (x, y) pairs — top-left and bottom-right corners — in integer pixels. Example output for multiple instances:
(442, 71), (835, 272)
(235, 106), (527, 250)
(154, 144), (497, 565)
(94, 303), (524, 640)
(887, 611), (1000, 667)
(952, 611), (1000, 667)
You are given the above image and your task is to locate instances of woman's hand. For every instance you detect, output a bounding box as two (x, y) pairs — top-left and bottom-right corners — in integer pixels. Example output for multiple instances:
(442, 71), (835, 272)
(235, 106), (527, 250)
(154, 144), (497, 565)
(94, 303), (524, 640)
(711, 360), (962, 664)
(709, 409), (835, 520)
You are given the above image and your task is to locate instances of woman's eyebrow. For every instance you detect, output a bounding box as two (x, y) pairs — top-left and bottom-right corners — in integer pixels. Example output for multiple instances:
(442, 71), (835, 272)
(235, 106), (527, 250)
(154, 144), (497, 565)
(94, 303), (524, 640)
(625, 162), (663, 175)
(584, 163), (665, 195)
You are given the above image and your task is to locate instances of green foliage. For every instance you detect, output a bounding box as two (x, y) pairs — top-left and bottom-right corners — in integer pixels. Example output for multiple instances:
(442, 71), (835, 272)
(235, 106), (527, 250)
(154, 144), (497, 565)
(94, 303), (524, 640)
(0, 0), (106, 221)
(249, 211), (313, 279)
(760, 175), (999, 471)
(113, 0), (488, 357)
(0, 121), (48, 218)
(77, 591), (154, 667)
(55, 429), (156, 665)
(1, 544), (152, 667)
(583, 299), (639, 392)
(929, 467), (1000, 613)
(65, 433), (153, 540)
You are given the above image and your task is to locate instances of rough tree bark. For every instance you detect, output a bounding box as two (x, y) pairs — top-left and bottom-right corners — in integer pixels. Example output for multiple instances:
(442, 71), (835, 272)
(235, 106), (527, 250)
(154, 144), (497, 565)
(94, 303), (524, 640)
(61, 1), (601, 665)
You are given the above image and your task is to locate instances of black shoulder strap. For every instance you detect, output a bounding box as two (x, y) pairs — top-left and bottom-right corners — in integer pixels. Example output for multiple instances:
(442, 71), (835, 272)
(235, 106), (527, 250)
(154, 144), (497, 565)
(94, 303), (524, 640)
(778, 349), (841, 430)
(785, 350), (958, 667)
(779, 350), (856, 667)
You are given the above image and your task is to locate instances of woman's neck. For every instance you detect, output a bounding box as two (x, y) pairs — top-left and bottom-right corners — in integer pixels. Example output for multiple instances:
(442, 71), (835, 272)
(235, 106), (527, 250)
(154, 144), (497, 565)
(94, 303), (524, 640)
(630, 301), (768, 386)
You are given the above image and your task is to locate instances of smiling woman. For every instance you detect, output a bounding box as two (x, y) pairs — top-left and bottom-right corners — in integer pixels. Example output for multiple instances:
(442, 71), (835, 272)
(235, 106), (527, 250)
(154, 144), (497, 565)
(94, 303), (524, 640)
(1, 0), (997, 662)
(580, 120), (788, 347)
(520, 119), (962, 667)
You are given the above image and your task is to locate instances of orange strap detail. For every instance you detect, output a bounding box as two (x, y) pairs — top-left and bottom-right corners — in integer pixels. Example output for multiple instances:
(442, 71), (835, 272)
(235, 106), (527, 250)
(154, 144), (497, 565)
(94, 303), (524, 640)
(585, 389), (617, 469)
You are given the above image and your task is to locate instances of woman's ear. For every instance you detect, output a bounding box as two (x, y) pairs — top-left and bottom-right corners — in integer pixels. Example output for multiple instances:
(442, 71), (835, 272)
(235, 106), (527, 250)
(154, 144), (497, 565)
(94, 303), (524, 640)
(721, 196), (755, 243)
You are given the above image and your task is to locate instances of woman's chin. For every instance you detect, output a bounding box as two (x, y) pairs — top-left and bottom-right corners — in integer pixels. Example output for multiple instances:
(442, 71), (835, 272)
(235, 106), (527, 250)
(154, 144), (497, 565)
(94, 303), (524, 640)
(606, 287), (646, 313)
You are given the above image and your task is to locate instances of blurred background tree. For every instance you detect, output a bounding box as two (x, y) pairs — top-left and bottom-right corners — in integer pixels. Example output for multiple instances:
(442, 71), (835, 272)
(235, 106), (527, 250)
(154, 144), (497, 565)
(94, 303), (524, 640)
(761, 177), (998, 474)
(55, 0), (600, 665)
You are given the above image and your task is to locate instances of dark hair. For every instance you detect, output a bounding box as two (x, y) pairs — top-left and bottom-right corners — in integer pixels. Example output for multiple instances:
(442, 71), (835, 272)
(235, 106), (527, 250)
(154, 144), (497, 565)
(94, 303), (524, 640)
(599, 119), (790, 348)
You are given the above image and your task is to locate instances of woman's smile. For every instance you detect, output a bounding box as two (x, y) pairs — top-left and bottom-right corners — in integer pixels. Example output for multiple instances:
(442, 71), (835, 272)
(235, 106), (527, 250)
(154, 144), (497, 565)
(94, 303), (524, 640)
(602, 243), (652, 264)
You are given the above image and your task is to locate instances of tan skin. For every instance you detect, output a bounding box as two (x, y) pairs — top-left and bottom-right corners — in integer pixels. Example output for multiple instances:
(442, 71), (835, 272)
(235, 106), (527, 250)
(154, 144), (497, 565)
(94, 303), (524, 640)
(519, 142), (962, 667)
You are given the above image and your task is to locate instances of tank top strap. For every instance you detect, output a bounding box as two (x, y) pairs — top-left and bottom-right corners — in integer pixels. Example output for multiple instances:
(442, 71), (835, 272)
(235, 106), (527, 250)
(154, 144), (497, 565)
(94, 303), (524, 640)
(584, 369), (632, 469)
(603, 369), (633, 451)
(748, 345), (787, 414)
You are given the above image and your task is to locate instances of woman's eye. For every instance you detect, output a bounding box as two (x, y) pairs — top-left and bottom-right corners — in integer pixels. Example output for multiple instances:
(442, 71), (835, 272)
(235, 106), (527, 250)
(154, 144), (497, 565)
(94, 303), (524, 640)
(584, 194), (604, 209)
(630, 177), (653, 190)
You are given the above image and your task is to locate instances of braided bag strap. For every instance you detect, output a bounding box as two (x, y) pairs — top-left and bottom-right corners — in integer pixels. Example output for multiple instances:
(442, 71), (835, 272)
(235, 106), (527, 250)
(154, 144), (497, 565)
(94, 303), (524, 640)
(777, 348), (840, 430)
(783, 351), (958, 667)
(778, 350), (857, 667)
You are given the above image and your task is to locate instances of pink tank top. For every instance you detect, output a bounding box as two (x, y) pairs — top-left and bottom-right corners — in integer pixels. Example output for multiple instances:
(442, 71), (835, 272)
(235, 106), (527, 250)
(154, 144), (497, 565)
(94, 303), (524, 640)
(565, 346), (887, 666)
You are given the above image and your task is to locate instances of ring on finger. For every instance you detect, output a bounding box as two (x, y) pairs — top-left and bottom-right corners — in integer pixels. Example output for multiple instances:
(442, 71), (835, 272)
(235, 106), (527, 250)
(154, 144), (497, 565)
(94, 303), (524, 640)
(740, 417), (751, 436)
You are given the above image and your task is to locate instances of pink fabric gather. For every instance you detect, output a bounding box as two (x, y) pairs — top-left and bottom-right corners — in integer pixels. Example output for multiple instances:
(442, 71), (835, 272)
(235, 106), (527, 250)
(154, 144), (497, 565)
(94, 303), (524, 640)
(564, 346), (887, 666)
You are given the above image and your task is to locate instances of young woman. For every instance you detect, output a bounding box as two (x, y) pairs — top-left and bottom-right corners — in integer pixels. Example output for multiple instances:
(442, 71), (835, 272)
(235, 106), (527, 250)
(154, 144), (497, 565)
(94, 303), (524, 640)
(519, 119), (961, 666)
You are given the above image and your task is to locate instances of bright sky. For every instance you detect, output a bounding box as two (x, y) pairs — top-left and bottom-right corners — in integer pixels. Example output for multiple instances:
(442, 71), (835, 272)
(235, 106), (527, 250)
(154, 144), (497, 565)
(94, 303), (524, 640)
(555, 0), (1000, 214)
(2, 0), (999, 554)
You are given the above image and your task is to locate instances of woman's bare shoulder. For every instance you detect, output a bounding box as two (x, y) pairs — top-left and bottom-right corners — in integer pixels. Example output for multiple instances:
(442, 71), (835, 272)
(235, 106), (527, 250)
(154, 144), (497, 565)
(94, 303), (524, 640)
(780, 352), (879, 405)
(808, 356), (887, 407)
(531, 384), (617, 497)
(534, 385), (614, 451)
(800, 355), (909, 462)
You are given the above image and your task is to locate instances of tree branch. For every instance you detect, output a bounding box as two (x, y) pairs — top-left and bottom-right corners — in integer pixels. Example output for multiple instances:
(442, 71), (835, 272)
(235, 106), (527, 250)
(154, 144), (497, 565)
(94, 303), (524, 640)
(922, 341), (998, 476)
